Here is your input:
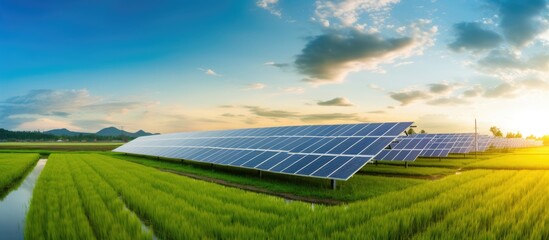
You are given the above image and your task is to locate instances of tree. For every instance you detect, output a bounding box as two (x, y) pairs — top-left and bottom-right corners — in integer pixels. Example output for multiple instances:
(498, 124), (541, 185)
(526, 134), (537, 140)
(489, 126), (503, 137)
(515, 132), (522, 138)
(541, 135), (549, 145)
(506, 131), (522, 138)
(420, 129), (426, 134)
(407, 128), (416, 135)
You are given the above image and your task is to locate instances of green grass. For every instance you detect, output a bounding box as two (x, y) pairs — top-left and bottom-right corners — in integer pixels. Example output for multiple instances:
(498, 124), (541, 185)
(378, 153), (499, 168)
(360, 164), (457, 177)
(0, 142), (122, 152)
(272, 170), (549, 239)
(26, 154), (549, 239)
(109, 153), (426, 202)
(25, 154), (153, 239)
(466, 153), (549, 170)
(0, 153), (39, 196)
(27, 154), (315, 239)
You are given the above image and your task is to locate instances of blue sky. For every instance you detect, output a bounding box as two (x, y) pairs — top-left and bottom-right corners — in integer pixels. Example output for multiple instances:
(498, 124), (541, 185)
(2, 0), (549, 136)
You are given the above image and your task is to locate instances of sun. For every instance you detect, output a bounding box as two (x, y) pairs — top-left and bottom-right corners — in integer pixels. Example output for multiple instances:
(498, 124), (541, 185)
(499, 104), (549, 137)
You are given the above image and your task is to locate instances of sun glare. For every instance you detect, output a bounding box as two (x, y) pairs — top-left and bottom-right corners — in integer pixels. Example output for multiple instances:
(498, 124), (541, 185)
(500, 105), (549, 137)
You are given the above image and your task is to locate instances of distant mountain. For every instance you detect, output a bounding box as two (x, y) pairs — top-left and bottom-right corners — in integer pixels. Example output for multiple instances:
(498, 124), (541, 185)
(44, 128), (89, 137)
(45, 127), (155, 137)
(95, 127), (155, 137)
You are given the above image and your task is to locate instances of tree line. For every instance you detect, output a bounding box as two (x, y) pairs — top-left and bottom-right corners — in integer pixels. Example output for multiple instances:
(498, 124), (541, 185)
(0, 129), (134, 142)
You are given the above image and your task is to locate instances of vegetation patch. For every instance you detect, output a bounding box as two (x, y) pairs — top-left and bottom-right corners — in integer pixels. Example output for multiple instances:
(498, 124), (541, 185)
(26, 154), (549, 239)
(0, 142), (122, 152)
(25, 154), (152, 239)
(0, 153), (39, 197)
(109, 153), (426, 202)
(466, 153), (549, 170)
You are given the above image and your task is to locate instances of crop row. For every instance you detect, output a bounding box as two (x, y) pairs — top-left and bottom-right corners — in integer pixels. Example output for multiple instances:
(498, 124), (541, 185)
(25, 154), (151, 239)
(26, 154), (313, 239)
(0, 153), (39, 194)
(273, 170), (548, 239)
(26, 154), (549, 239)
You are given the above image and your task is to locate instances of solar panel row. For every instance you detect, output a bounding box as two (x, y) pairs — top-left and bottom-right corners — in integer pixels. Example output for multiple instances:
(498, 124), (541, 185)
(374, 136), (433, 161)
(373, 133), (496, 161)
(115, 122), (413, 180)
(115, 122), (543, 181)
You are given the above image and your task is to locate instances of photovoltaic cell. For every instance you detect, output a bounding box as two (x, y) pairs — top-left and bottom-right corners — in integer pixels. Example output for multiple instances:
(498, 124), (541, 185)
(373, 135), (434, 161)
(114, 122), (413, 180)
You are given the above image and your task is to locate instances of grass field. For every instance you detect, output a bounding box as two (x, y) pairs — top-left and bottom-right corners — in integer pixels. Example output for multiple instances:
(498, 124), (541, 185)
(466, 153), (549, 170)
(24, 153), (549, 239)
(0, 142), (122, 152)
(109, 153), (426, 202)
(360, 164), (457, 177)
(25, 154), (152, 239)
(0, 153), (39, 197)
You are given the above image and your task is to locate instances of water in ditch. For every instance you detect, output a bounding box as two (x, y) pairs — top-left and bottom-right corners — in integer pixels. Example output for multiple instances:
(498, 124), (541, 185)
(0, 159), (47, 240)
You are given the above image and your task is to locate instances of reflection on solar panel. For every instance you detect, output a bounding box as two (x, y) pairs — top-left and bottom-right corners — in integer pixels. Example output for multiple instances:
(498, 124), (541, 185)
(476, 135), (492, 152)
(374, 135), (433, 161)
(490, 137), (543, 149)
(114, 122), (413, 180)
(418, 134), (456, 157)
(449, 133), (476, 153)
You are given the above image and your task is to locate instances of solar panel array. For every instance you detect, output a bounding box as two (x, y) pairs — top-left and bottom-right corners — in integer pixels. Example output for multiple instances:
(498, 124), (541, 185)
(373, 133), (510, 161)
(490, 137), (543, 149)
(115, 122), (413, 180)
(419, 134), (458, 157)
(476, 135), (492, 152)
(449, 133), (476, 154)
(374, 135), (434, 161)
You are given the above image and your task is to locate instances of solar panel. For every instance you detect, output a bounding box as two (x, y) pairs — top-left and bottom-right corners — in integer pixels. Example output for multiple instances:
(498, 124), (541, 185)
(476, 135), (492, 152)
(114, 122), (413, 180)
(374, 135), (433, 161)
(417, 134), (456, 157)
(449, 133), (475, 153)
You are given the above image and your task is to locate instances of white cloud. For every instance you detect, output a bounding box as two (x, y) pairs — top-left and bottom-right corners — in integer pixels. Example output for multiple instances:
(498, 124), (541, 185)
(281, 87), (305, 94)
(314, 0), (400, 28)
(257, 0), (281, 17)
(0, 89), (144, 132)
(244, 83), (266, 90)
(198, 68), (221, 76)
(295, 20), (437, 84)
(368, 83), (385, 91)
(317, 97), (354, 106)
(18, 118), (81, 132)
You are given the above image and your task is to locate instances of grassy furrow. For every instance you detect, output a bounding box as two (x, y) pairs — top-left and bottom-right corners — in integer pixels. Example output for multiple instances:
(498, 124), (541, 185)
(483, 172), (549, 239)
(65, 155), (152, 239)
(81, 154), (312, 239)
(25, 155), (96, 239)
(111, 152), (427, 202)
(26, 153), (549, 239)
(0, 153), (39, 193)
(271, 170), (495, 238)
(412, 171), (543, 239)
(522, 178), (548, 240)
(329, 171), (519, 239)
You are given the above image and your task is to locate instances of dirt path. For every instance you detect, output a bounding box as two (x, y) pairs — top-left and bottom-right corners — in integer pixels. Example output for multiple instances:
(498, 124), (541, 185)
(158, 168), (344, 205)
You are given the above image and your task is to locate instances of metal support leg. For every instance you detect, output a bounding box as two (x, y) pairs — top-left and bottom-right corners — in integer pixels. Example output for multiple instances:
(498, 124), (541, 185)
(258, 170), (263, 179)
(405, 162), (408, 168)
(331, 179), (337, 190)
